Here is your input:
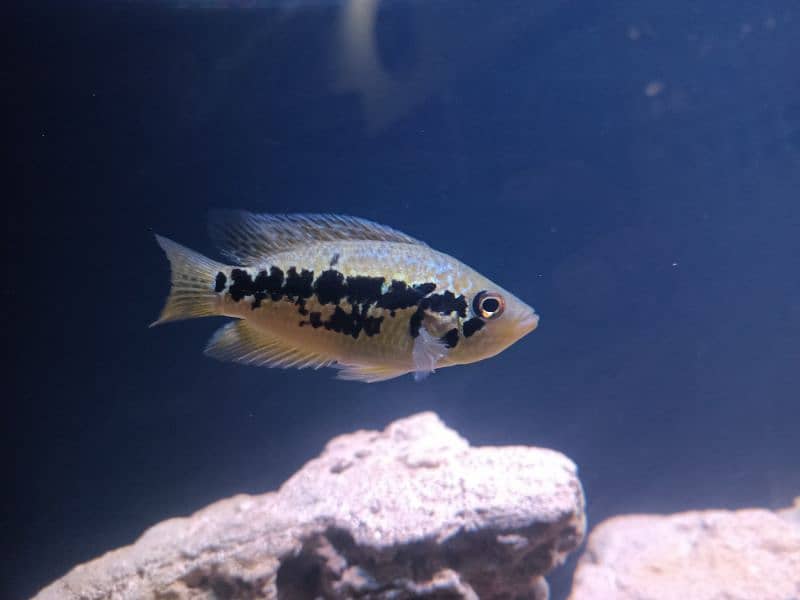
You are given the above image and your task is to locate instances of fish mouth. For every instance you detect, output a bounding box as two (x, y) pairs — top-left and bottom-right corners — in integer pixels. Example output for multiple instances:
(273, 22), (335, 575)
(519, 310), (540, 335)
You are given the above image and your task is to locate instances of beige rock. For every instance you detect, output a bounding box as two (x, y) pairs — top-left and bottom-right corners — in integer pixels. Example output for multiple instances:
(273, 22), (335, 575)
(569, 502), (800, 600)
(35, 411), (585, 600)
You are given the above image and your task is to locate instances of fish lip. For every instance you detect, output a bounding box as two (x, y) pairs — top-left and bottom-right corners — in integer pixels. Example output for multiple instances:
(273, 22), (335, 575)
(519, 311), (540, 334)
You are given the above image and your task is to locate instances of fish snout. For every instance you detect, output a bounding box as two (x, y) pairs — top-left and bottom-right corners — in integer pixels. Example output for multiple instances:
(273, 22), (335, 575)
(518, 308), (540, 335)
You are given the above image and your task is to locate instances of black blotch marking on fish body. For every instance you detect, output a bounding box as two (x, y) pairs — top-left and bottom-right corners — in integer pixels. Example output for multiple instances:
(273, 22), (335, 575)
(250, 272), (268, 308)
(230, 265), (459, 341)
(409, 310), (424, 338)
(362, 315), (383, 337)
(228, 268), (253, 302)
(376, 280), (437, 315)
(228, 266), (310, 309)
(441, 328), (459, 349)
(425, 291), (468, 318)
(283, 267), (314, 317)
(325, 306), (356, 336)
(320, 305), (384, 339)
(295, 269), (386, 338)
(463, 317), (485, 338)
(329, 253), (340, 267)
(262, 266), (285, 300)
(305, 270), (392, 338)
(314, 269), (347, 305)
(251, 267), (285, 308)
(414, 282), (437, 296)
(251, 294), (265, 309)
(214, 272), (227, 293)
(346, 275), (385, 305)
(313, 270), (385, 307)
(408, 290), (469, 338)
(283, 268), (314, 300)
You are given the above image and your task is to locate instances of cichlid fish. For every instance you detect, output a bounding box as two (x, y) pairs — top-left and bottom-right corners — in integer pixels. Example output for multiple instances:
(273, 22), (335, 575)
(152, 211), (539, 382)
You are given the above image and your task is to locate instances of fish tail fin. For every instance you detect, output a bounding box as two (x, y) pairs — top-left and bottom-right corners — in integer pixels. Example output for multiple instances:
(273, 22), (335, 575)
(150, 234), (226, 327)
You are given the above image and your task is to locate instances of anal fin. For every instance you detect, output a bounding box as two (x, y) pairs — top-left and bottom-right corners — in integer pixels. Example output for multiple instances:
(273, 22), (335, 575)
(335, 363), (410, 383)
(205, 321), (334, 370)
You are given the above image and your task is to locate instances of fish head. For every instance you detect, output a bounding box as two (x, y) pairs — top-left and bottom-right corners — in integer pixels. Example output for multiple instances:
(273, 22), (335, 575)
(455, 280), (539, 363)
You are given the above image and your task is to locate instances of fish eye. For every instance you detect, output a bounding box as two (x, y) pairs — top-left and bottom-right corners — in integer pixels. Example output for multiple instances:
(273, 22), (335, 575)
(473, 291), (505, 320)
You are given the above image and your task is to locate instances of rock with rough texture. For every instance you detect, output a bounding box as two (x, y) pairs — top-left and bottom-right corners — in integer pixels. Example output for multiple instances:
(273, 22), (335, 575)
(36, 411), (585, 600)
(569, 498), (800, 600)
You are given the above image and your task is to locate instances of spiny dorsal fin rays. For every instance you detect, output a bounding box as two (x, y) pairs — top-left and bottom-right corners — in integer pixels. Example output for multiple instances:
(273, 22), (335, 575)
(208, 210), (428, 265)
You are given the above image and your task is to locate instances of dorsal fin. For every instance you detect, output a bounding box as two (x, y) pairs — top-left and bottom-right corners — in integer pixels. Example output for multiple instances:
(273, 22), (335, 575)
(209, 210), (428, 264)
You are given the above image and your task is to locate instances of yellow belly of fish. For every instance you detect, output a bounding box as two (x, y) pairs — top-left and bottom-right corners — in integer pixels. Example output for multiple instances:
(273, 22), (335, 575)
(222, 294), (418, 369)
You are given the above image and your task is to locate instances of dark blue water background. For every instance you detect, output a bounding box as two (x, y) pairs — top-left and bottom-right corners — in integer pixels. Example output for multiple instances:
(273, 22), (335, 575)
(8, 1), (800, 598)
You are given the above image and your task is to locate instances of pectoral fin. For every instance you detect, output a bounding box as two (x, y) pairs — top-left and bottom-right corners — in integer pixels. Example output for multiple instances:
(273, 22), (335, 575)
(412, 326), (450, 381)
